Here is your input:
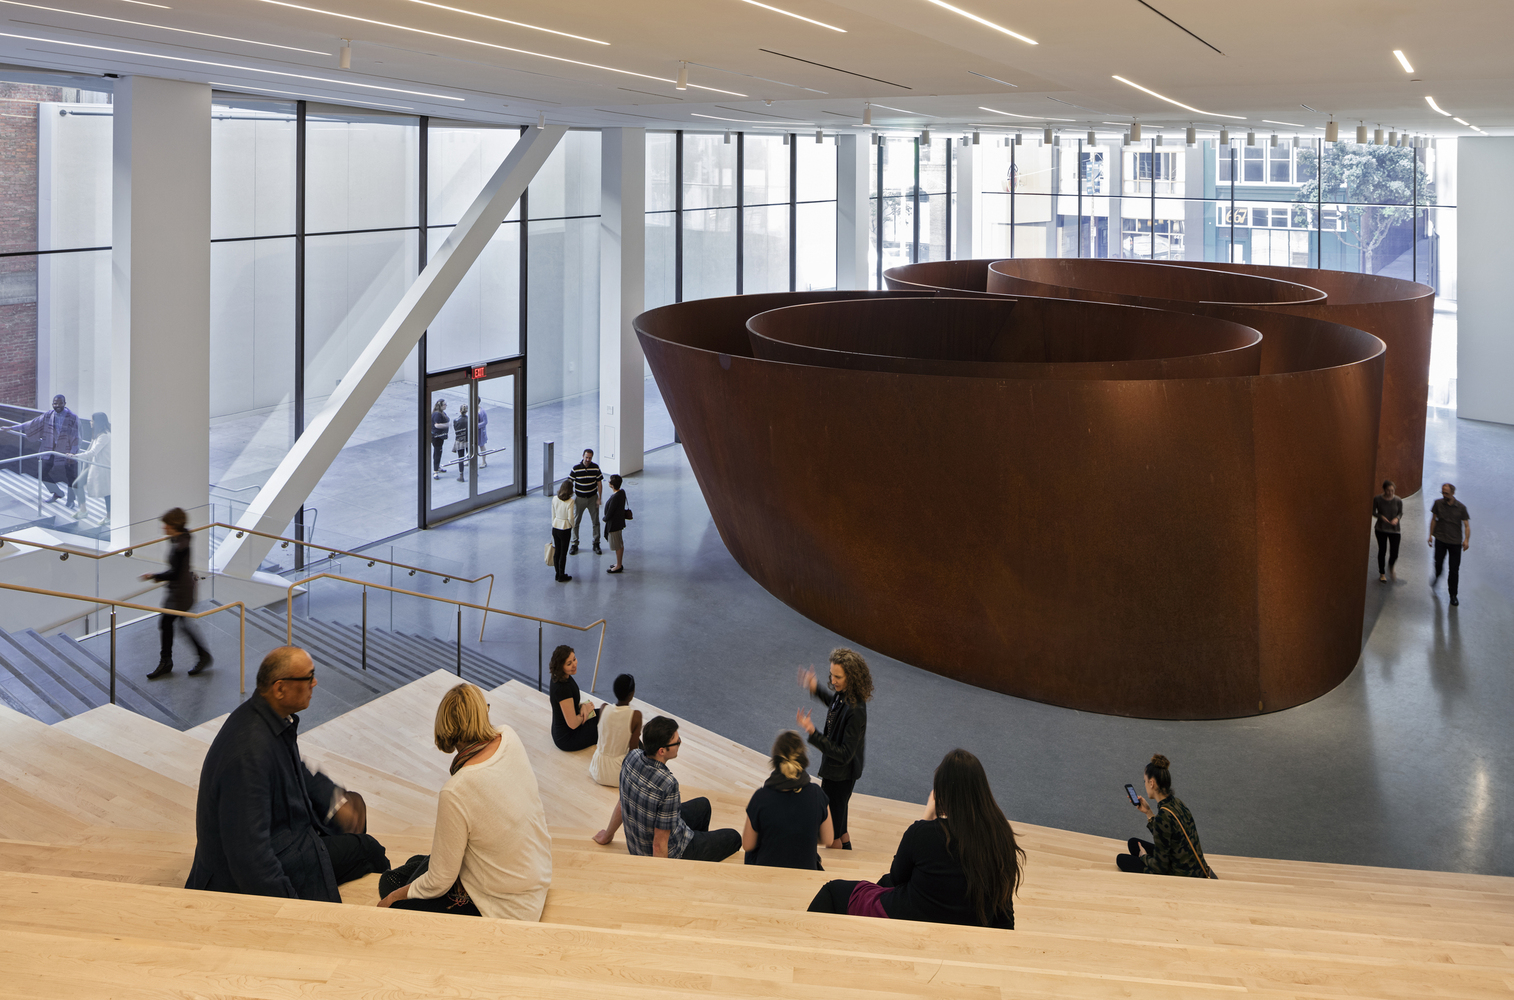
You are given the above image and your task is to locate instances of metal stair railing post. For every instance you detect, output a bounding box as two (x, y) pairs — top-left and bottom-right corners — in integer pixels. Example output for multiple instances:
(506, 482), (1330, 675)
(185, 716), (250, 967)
(0, 580), (248, 696)
(280, 572), (608, 690)
(361, 587), (368, 671)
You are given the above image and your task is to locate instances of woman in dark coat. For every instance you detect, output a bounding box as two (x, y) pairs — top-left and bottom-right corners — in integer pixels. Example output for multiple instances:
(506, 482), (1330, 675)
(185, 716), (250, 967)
(797, 647), (873, 849)
(142, 507), (211, 679)
(430, 399), (449, 479)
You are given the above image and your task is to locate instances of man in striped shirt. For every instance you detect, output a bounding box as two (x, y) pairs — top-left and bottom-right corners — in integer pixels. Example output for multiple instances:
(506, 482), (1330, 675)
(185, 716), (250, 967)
(569, 448), (604, 555)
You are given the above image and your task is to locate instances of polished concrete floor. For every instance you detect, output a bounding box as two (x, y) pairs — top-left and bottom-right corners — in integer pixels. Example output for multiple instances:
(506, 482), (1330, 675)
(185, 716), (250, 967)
(105, 406), (1513, 877)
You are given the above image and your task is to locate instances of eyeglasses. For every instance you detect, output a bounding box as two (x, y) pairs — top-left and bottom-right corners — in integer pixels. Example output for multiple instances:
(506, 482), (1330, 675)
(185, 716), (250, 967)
(278, 672), (316, 684)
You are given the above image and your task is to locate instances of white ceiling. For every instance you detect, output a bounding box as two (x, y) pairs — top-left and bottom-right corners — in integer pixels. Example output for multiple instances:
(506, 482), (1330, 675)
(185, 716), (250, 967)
(1, 0), (1509, 137)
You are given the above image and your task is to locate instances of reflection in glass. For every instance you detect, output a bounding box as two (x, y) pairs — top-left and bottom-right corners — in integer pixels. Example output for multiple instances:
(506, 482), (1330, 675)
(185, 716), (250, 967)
(305, 113), (419, 233)
(426, 223), (521, 371)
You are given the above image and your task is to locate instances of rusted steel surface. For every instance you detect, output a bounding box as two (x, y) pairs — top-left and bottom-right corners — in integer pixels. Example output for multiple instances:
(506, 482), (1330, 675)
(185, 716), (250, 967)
(637, 286), (1384, 719)
(894, 258), (1433, 493)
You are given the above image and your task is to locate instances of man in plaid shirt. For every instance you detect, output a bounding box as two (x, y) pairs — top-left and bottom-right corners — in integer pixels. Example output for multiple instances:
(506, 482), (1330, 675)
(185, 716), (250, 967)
(617, 716), (740, 862)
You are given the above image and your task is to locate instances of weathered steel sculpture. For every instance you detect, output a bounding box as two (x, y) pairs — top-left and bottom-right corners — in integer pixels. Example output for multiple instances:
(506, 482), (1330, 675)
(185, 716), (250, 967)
(636, 261), (1420, 719)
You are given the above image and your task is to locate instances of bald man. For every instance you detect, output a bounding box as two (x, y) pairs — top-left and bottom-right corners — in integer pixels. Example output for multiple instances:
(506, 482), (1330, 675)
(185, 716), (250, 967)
(186, 646), (388, 901)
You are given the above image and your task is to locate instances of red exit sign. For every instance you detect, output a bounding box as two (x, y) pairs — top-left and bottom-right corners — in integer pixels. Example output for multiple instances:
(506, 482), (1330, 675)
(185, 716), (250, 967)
(470, 365), (487, 380)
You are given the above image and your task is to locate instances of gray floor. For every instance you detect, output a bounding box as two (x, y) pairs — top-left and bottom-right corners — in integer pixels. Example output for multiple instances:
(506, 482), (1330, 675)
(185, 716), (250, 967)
(108, 406), (1513, 877)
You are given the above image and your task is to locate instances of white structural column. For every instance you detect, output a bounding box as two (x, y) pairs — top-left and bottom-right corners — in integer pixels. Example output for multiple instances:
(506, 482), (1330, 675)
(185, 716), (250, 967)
(955, 140), (976, 260)
(111, 77), (211, 542)
(836, 134), (871, 289)
(1458, 136), (1514, 424)
(215, 125), (567, 573)
(598, 128), (646, 475)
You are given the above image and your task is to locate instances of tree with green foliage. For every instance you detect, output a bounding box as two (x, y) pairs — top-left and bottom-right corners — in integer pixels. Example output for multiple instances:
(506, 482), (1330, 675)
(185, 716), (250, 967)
(1292, 145), (1433, 274)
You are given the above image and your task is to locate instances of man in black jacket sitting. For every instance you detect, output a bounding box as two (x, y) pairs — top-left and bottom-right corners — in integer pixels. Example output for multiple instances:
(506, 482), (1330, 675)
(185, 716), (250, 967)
(185, 646), (388, 901)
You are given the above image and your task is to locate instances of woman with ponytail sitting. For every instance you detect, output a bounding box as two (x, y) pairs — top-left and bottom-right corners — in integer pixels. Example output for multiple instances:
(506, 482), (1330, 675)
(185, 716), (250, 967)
(743, 731), (833, 870)
(1116, 753), (1215, 878)
(807, 748), (1024, 928)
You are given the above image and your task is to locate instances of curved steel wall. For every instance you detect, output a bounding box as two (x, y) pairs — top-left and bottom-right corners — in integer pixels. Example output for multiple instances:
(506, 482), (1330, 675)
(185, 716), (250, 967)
(637, 282), (1385, 719)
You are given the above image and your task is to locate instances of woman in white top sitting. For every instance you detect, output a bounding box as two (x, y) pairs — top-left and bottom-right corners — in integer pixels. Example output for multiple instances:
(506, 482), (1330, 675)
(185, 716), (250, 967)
(589, 672), (643, 786)
(378, 683), (552, 920)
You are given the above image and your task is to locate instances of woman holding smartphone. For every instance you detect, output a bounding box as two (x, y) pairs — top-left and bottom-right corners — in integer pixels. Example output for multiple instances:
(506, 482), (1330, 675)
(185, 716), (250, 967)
(1116, 754), (1214, 877)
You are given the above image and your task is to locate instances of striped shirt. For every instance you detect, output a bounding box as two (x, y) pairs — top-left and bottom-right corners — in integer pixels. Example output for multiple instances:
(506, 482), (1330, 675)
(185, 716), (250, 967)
(570, 461), (603, 497)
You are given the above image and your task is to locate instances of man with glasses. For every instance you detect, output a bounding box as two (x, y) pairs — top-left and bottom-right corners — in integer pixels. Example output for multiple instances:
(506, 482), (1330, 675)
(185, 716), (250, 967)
(186, 645), (389, 901)
(616, 715), (740, 862)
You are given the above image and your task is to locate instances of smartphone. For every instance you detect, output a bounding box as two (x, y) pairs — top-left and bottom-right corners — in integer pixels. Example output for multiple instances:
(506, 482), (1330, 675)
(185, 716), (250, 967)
(1124, 783), (1140, 806)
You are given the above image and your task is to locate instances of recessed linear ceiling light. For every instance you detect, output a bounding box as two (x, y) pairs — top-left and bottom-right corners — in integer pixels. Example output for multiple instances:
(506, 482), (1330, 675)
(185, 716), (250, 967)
(1111, 75), (1245, 120)
(387, 0), (608, 45)
(1453, 117), (1470, 127)
(692, 113), (815, 125)
(116, 0), (171, 7)
(871, 103), (941, 118)
(1392, 49), (1413, 73)
(209, 81), (414, 110)
(0, 0), (332, 54)
(967, 70), (1016, 88)
(0, 30), (466, 98)
(920, 0), (1036, 44)
(979, 106), (1075, 122)
(1261, 119), (1308, 129)
(248, 0), (746, 96)
(1425, 96), (1452, 116)
(735, 0), (845, 33)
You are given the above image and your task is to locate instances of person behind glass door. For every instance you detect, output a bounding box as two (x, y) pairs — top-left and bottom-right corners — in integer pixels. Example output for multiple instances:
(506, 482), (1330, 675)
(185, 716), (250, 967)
(72, 411), (111, 526)
(550, 479), (574, 582)
(430, 399), (449, 480)
(141, 507), (212, 679)
(474, 405), (488, 469)
(453, 403), (470, 483)
(18, 393), (80, 509)
(1372, 479), (1402, 583)
(796, 647), (873, 850)
(1428, 482), (1471, 606)
(548, 645), (602, 752)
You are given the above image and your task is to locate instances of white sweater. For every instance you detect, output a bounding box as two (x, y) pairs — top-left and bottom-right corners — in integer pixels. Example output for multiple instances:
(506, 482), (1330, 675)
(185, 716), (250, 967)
(551, 495), (574, 530)
(407, 725), (553, 921)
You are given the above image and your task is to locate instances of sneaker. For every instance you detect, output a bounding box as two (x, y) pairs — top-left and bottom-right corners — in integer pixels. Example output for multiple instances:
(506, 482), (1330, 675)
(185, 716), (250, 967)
(1379, 574), (1387, 583)
(432, 472), (442, 479)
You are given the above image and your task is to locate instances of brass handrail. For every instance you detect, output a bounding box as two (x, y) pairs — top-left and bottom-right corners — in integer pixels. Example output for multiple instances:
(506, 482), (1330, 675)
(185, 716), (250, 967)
(0, 521), (497, 640)
(0, 580), (247, 697)
(284, 573), (609, 693)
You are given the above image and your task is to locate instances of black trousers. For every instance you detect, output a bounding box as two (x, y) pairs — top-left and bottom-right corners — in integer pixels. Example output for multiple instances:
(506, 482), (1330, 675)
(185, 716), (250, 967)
(322, 832), (389, 884)
(1116, 837), (1154, 873)
(677, 796), (743, 862)
(40, 455), (76, 504)
(552, 527), (571, 578)
(1375, 531), (1401, 575)
(391, 893), (482, 916)
(808, 872), (895, 913)
(822, 777), (856, 840)
(1433, 539), (1463, 597)
(431, 437), (445, 472)
(159, 611), (209, 664)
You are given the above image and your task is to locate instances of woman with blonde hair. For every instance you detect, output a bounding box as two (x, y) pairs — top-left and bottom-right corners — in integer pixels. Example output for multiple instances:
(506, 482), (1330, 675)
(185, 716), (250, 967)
(742, 730), (833, 870)
(378, 683), (552, 919)
(797, 647), (874, 849)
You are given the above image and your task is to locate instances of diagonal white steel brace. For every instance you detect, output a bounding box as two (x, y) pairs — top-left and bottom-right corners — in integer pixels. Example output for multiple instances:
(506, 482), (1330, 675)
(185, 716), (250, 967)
(214, 125), (567, 574)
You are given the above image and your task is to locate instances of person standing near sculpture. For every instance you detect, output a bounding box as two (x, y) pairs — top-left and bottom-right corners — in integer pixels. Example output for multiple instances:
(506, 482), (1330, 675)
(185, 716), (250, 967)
(569, 448), (603, 555)
(187, 645), (389, 901)
(603, 474), (631, 574)
(18, 394), (80, 509)
(1428, 483), (1471, 606)
(430, 399), (449, 480)
(72, 412), (111, 525)
(1372, 480), (1402, 583)
(797, 648), (873, 850)
(140, 507), (213, 679)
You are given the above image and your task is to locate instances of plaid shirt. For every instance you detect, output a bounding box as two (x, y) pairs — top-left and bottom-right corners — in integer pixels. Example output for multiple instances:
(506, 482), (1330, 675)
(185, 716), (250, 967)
(619, 749), (691, 858)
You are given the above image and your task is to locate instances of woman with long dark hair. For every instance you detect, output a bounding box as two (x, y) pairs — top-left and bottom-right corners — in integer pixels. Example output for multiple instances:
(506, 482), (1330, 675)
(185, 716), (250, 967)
(807, 748), (1023, 927)
(796, 647), (872, 849)
(1115, 754), (1214, 877)
(548, 644), (602, 752)
(742, 730), (833, 870)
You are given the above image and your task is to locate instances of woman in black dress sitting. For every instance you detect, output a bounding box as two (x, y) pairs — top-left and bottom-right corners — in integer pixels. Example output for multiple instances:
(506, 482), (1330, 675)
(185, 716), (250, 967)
(548, 644), (602, 752)
(743, 731), (833, 870)
(807, 748), (1025, 928)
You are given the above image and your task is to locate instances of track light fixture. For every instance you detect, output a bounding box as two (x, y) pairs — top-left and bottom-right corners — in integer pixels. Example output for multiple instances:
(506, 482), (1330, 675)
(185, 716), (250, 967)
(1014, 132), (1022, 145)
(339, 38), (351, 69)
(1129, 120), (1141, 142)
(1388, 130), (1398, 146)
(676, 61), (688, 91)
(1245, 131), (1255, 146)
(815, 129), (823, 143)
(862, 102), (871, 126)
(1325, 120), (1338, 143)
(536, 111), (545, 129)
(1042, 127), (1053, 144)
(1356, 124), (1368, 144)
(972, 130), (980, 145)
(1219, 128), (1229, 144)
(1269, 133), (1278, 147)
(1373, 127), (1384, 145)
(724, 130), (731, 144)
(1185, 126), (1196, 146)
(782, 132), (789, 145)
(1086, 129), (1096, 144)
(1154, 133), (1163, 146)
(1122, 133), (1130, 146)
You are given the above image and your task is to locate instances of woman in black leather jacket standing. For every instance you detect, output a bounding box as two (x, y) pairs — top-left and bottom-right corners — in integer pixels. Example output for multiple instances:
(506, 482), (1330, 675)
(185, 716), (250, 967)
(797, 647), (873, 850)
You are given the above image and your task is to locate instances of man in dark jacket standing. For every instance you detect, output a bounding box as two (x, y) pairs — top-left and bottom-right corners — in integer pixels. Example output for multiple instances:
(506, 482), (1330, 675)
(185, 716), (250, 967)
(186, 645), (388, 901)
(18, 393), (80, 508)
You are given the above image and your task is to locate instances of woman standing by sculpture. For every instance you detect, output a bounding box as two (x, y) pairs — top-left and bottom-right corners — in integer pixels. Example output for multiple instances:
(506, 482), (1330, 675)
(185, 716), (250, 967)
(797, 647), (872, 850)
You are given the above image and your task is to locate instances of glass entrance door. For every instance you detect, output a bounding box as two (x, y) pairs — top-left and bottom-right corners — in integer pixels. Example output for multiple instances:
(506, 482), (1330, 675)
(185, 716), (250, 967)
(424, 359), (523, 525)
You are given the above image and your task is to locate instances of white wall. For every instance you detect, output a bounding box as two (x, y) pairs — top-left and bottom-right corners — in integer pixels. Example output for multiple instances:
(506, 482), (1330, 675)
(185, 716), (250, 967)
(1456, 137), (1514, 425)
